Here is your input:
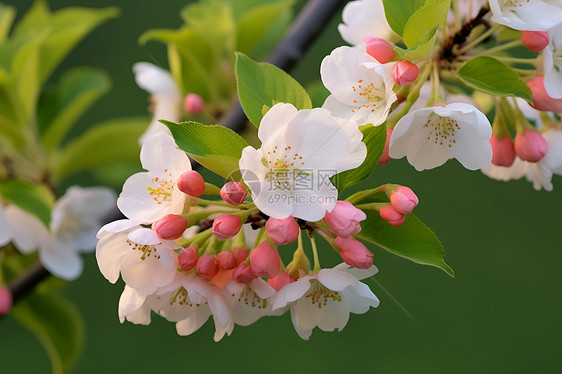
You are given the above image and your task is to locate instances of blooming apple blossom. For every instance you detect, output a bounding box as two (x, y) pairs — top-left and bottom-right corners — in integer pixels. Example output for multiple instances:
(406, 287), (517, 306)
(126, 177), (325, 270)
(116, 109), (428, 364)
(481, 156), (530, 181)
(239, 103), (367, 222)
(543, 22), (562, 99)
(223, 278), (278, 327)
(133, 62), (182, 144)
(117, 132), (191, 224)
(337, 0), (396, 46)
(6, 186), (115, 280)
(321, 46), (397, 127)
(272, 263), (379, 340)
(524, 128), (562, 190)
(118, 285), (153, 325)
(489, 0), (562, 31)
(389, 103), (493, 171)
(0, 204), (12, 247)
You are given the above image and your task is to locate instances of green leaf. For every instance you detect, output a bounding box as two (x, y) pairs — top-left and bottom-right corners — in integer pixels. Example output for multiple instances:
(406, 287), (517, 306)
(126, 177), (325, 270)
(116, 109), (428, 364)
(457, 56), (533, 102)
(0, 4), (16, 43)
(12, 291), (85, 374)
(357, 212), (454, 277)
(395, 27), (439, 60)
(51, 117), (146, 181)
(180, 0), (235, 52)
(403, 0), (450, 47)
(332, 125), (387, 192)
(0, 180), (54, 228)
(162, 120), (249, 179)
(39, 68), (111, 151)
(235, 52), (312, 127)
(382, 0), (426, 36)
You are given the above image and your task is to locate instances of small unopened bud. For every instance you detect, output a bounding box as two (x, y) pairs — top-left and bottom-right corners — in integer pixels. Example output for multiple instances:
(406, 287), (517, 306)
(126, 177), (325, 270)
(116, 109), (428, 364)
(212, 214), (242, 240)
(233, 248), (250, 265)
(392, 61), (419, 86)
(233, 262), (258, 284)
(365, 37), (395, 64)
(521, 31), (549, 53)
(250, 242), (280, 279)
(153, 214), (187, 240)
(490, 134), (516, 167)
(184, 93), (205, 114)
(0, 287), (12, 315)
(220, 182), (247, 206)
(389, 186), (419, 215)
(379, 206), (406, 226)
(265, 217), (300, 245)
(196, 253), (218, 280)
(378, 128), (393, 165)
(324, 201), (366, 238)
(527, 76), (562, 113)
(514, 129), (548, 163)
(216, 251), (236, 270)
(335, 236), (374, 269)
(285, 249), (311, 279)
(178, 247), (198, 271)
(177, 170), (206, 197)
(268, 271), (291, 292)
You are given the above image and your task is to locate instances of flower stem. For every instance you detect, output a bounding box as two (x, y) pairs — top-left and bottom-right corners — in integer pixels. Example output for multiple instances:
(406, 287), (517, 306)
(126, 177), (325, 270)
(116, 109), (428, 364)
(457, 24), (501, 55)
(478, 39), (522, 56)
(308, 232), (321, 272)
(493, 56), (536, 65)
(346, 184), (388, 205)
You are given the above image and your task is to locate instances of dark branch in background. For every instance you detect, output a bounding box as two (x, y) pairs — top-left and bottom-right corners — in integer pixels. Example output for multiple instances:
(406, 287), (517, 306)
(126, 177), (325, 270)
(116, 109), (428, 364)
(4, 0), (345, 311)
(440, 6), (490, 63)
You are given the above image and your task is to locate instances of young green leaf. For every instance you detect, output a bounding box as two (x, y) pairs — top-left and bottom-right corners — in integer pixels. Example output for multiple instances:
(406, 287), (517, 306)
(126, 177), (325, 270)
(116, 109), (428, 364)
(162, 120), (249, 179)
(457, 56), (533, 102)
(332, 125), (387, 192)
(0, 180), (55, 228)
(382, 0), (426, 36)
(357, 211), (454, 277)
(235, 52), (312, 127)
(11, 291), (85, 374)
(0, 4), (15, 42)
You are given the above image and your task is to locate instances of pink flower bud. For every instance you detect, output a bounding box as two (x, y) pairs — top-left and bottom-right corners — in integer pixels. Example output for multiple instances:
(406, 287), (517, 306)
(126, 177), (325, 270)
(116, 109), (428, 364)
(521, 31), (549, 53)
(335, 236), (374, 269)
(177, 170), (206, 197)
(379, 206), (406, 226)
(324, 201), (366, 238)
(184, 93), (205, 114)
(265, 217), (300, 245)
(527, 76), (562, 113)
(233, 262), (258, 284)
(196, 253), (218, 280)
(250, 242), (280, 279)
(378, 128), (393, 165)
(490, 134), (516, 167)
(365, 37), (395, 64)
(233, 248), (250, 265)
(514, 129), (548, 162)
(216, 251), (236, 270)
(392, 61), (419, 86)
(0, 287), (12, 315)
(268, 271), (291, 292)
(389, 186), (419, 215)
(220, 182), (247, 206)
(178, 247), (198, 271)
(153, 214), (187, 240)
(212, 214), (241, 240)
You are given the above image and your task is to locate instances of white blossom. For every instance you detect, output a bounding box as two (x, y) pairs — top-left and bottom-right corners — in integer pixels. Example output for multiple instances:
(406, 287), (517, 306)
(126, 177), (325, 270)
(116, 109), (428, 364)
(488, 0), (562, 31)
(0, 204), (12, 247)
(543, 22), (562, 99)
(338, 0), (396, 46)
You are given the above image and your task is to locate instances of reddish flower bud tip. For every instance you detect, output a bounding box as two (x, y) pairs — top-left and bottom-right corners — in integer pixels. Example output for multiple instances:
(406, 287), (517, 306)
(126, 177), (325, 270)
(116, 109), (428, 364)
(0, 287), (13, 315)
(184, 93), (205, 114)
(378, 128), (393, 165)
(390, 186), (419, 215)
(153, 214), (187, 240)
(268, 271), (292, 292)
(212, 214), (242, 240)
(366, 37), (395, 64)
(233, 248), (250, 265)
(197, 253), (219, 280)
(265, 217), (300, 245)
(527, 76), (562, 113)
(521, 31), (549, 53)
(178, 247), (198, 271)
(177, 170), (206, 197)
(392, 61), (419, 86)
(335, 236), (373, 269)
(490, 134), (516, 167)
(250, 242), (281, 279)
(216, 251), (236, 270)
(379, 206), (406, 226)
(233, 262), (258, 284)
(220, 182), (247, 206)
(514, 129), (548, 163)
(324, 201), (366, 238)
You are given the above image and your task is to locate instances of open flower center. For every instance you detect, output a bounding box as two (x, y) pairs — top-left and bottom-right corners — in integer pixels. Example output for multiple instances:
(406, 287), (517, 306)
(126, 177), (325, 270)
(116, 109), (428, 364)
(264, 145), (306, 191)
(305, 280), (342, 309)
(351, 79), (385, 113)
(146, 169), (174, 204)
(424, 114), (460, 148)
(127, 240), (160, 261)
(501, 0), (531, 9)
(234, 286), (268, 309)
(170, 287), (204, 307)
(553, 48), (562, 69)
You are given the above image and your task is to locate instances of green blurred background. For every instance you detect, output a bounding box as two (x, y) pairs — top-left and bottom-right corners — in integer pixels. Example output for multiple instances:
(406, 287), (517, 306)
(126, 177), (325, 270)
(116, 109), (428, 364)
(1, 1), (561, 373)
